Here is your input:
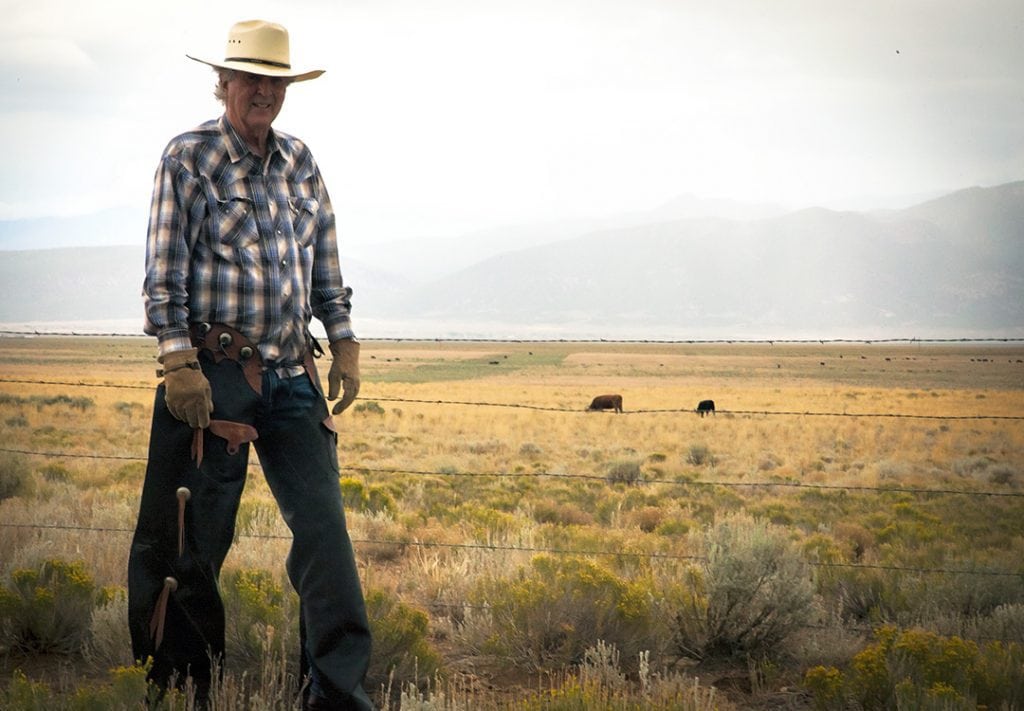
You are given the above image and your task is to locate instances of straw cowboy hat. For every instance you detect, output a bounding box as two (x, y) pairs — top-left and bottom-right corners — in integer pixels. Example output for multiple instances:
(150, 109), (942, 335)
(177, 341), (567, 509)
(187, 19), (324, 82)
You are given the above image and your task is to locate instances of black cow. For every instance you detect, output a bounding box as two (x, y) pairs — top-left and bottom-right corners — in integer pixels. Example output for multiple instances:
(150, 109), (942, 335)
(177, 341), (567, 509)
(587, 394), (623, 413)
(696, 399), (715, 417)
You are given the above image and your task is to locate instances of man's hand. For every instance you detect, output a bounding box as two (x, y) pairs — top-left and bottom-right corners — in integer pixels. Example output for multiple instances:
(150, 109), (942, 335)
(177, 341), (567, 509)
(161, 348), (213, 429)
(327, 339), (360, 414)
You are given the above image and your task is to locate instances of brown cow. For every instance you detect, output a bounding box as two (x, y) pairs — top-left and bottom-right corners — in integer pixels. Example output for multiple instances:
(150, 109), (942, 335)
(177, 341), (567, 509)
(587, 394), (623, 413)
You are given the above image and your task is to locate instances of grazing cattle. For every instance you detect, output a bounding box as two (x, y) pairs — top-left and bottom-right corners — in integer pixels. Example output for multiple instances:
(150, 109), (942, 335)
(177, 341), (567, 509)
(696, 399), (716, 417)
(587, 394), (623, 413)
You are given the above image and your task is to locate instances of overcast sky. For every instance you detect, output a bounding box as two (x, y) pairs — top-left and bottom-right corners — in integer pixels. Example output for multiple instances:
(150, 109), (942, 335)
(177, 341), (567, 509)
(2, 0), (1022, 247)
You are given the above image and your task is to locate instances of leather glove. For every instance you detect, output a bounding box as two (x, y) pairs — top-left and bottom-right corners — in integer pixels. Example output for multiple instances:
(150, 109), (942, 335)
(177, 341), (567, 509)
(327, 339), (360, 414)
(161, 348), (213, 429)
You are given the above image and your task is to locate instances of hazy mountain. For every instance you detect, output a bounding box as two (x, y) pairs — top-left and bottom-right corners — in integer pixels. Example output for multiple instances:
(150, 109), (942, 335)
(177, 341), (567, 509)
(0, 246), (144, 323)
(373, 181), (1024, 338)
(1, 182), (1021, 339)
(0, 207), (148, 251)
(345, 193), (789, 283)
(0, 246), (410, 327)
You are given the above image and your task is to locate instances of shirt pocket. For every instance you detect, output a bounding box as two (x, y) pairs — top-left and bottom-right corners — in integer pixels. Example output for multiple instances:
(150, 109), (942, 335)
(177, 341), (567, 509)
(289, 197), (320, 248)
(214, 196), (257, 247)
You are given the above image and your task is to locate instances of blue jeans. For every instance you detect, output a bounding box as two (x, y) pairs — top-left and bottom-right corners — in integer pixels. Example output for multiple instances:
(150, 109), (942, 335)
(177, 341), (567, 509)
(128, 353), (373, 709)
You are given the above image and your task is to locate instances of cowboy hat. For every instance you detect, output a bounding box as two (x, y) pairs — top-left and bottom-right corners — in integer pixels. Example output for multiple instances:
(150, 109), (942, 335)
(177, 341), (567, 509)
(187, 19), (324, 82)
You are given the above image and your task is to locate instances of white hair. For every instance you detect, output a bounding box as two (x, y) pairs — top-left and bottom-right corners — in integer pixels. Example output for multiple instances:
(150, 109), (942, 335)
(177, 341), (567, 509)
(212, 68), (237, 104)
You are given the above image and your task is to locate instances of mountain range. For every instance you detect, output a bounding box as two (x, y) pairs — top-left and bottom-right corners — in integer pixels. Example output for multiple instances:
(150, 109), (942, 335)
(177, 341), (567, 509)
(1, 181), (1021, 340)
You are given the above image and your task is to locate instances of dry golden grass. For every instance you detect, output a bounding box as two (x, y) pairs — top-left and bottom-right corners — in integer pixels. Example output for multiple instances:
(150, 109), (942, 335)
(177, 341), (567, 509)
(1, 336), (1023, 707)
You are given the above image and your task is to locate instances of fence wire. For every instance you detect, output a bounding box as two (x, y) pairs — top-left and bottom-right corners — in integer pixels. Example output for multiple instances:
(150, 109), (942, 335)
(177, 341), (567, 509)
(1, 378), (1022, 421)
(2, 338), (1022, 588)
(3, 329), (1024, 344)
(1, 522), (1020, 579)
(2, 446), (1022, 500)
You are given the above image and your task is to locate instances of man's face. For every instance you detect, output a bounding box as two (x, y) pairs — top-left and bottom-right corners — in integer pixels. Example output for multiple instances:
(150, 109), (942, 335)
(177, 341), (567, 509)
(224, 71), (290, 140)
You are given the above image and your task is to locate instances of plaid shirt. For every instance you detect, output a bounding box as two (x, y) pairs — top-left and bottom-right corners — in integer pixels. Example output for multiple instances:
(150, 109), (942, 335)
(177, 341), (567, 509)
(143, 115), (354, 365)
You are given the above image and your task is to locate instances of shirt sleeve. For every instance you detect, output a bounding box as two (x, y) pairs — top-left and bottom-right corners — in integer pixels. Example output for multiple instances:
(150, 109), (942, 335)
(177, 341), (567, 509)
(309, 167), (356, 342)
(142, 153), (204, 356)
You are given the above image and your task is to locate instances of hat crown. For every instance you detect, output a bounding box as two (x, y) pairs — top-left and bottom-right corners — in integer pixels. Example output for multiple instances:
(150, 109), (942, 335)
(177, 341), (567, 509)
(187, 18), (323, 81)
(224, 20), (291, 69)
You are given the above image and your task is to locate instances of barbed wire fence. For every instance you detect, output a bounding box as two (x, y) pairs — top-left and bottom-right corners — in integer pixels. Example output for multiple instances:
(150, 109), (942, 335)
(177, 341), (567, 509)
(2, 379), (1023, 420)
(2, 447), (1023, 502)
(1, 331), (1023, 644)
(3, 328), (1024, 344)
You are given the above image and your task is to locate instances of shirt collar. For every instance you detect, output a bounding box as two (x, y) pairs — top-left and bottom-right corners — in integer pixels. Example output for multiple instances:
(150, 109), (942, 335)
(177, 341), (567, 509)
(218, 114), (282, 165)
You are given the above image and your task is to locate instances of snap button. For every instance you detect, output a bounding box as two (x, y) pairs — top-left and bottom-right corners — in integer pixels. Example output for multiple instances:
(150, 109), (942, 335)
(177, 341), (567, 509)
(239, 346), (254, 360)
(218, 332), (234, 348)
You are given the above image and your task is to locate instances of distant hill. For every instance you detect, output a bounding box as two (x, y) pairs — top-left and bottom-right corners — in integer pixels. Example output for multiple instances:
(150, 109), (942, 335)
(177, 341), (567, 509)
(371, 181), (1024, 338)
(0, 207), (148, 251)
(0, 246), (410, 328)
(0, 246), (145, 323)
(1, 182), (1021, 339)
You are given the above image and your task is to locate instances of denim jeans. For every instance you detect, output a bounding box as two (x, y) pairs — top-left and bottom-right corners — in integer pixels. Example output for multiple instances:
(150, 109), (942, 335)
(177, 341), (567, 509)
(128, 353), (373, 709)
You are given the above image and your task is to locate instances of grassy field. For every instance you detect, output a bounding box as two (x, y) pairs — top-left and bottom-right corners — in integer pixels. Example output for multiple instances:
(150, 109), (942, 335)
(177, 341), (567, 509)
(1, 336), (1022, 709)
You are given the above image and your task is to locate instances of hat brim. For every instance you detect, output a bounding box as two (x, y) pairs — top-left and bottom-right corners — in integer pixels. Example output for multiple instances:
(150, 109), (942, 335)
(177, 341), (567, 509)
(187, 54), (324, 82)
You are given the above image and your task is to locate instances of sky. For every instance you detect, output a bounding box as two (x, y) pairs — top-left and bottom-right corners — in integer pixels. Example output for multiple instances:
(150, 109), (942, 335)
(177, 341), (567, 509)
(2, 0), (1022, 248)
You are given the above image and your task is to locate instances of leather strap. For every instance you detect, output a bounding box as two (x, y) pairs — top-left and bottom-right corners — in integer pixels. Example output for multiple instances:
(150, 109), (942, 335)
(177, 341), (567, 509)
(189, 323), (264, 394)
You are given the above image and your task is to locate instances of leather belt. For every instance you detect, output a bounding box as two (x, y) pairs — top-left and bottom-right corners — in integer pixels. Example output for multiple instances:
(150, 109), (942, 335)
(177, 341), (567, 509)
(189, 323), (264, 395)
(188, 323), (325, 398)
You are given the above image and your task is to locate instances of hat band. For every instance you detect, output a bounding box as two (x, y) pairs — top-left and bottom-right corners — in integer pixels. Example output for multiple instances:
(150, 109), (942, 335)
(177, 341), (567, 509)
(225, 56), (292, 69)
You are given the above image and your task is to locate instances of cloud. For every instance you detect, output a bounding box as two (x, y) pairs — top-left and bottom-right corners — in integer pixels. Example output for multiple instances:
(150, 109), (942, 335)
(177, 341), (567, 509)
(1, 0), (1021, 235)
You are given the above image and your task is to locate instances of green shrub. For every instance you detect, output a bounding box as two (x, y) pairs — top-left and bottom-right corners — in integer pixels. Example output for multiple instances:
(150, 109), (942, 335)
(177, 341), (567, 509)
(83, 588), (133, 671)
(677, 514), (815, 661)
(69, 664), (153, 710)
(532, 500), (594, 527)
(803, 665), (845, 710)
(353, 400), (385, 415)
(39, 462), (73, 484)
(466, 555), (660, 670)
(0, 393), (92, 411)
(816, 559), (910, 623)
(655, 518), (691, 537)
(364, 588), (442, 693)
(686, 444), (715, 467)
(0, 452), (32, 501)
(987, 464), (1017, 486)
(916, 562), (1024, 618)
(340, 477), (397, 515)
(499, 641), (723, 711)
(0, 670), (51, 710)
(454, 503), (521, 537)
(519, 442), (543, 456)
(29, 394), (94, 411)
(972, 602), (1024, 642)
(221, 568), (295, 673)
(0, 559), (101, 654)
(112, 462), (146, 484)
(5, 414), (28, 428)
(629, 505), (665, 533)
(340, 476), (370, 508)
(113, 401), (144, 424)
(606, 460), (642, 485)
(849, 625), (1024, 710)
(1, 663), (191, 710)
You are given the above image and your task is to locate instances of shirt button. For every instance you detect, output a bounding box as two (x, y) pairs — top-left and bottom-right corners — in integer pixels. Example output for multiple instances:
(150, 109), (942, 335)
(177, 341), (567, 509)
(281, 259), (288, 267)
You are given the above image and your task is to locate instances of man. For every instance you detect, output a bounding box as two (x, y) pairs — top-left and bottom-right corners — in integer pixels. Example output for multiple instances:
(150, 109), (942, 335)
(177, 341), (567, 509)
(128, 19), (374, 710)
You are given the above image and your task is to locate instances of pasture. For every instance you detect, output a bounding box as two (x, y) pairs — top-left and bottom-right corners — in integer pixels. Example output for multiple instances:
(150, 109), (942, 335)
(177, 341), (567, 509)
(1, 336), (1023, 709)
